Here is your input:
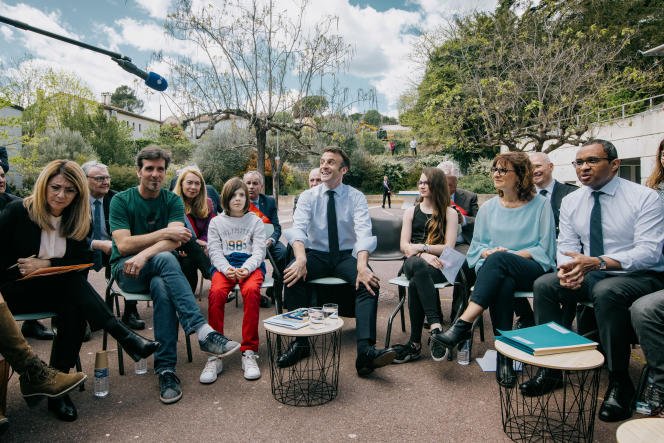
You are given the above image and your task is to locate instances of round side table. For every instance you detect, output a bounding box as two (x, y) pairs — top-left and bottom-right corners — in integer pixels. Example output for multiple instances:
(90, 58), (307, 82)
(264, 318), (343, 406)
(616, 417), (664, 443)
(495, 340), (605, 442)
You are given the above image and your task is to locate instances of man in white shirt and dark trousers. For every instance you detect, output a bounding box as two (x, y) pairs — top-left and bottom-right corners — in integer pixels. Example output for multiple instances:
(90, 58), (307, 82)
(520, 139), (664, 423)
(281, 147), (396, 376)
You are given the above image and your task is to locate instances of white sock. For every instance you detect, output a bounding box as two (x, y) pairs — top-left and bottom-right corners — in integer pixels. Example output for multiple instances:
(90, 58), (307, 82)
(196, 324), (215, 341)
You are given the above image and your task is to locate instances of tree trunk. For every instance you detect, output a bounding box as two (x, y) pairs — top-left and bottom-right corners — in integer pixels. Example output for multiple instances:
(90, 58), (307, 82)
(272, 160), (282, 210)
(255, 125), (267, 179)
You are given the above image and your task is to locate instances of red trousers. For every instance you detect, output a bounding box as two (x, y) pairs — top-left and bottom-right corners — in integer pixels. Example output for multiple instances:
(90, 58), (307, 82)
(208, 269), (264, 352)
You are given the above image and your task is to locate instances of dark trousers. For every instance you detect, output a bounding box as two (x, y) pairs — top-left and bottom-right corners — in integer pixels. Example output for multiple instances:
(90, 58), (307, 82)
(631, 290), (664, 385)
(471, 252), (546, 333)
(533, 270), (664, 373)
(382, 191), (391, 208)
(2, 273), (114, 372)
(285, 250), (378, 346)
(403, 256), (446, 343)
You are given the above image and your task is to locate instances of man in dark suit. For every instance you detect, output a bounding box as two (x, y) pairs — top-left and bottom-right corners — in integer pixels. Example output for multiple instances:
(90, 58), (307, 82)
(243, 171), (287, 308)
(1, 163), (55, 340)
(381, 175), (392, 208)
(82, 161), (144, 330)
(529, 152), (578, 233)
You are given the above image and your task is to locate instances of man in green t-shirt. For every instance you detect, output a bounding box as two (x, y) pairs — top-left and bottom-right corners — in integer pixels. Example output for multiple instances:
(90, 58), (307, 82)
(110, 146), (240, 405)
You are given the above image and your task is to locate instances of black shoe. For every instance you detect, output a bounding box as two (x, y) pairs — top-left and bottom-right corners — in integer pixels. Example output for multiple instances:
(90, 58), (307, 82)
(159, 371), (182, 404)
(431, 319), (472, 349)
(519, 367), (563, 396)
(514, 316), (535, 330)
(260, 295), (271, 309)
(428, 329), (448, 362)
(496, 353), (516, 388)
(226, 291), (237, 304)
(122, 312), (146, 330)
(644, 382), (664, 416)
(21, 320), (55, 340)
(47, 394), (77, 422)
(276, 340), (310, 368)
(105, 319), (160, 362)
(82, 322), (92, 342)
(392, 342), (421, 364)
(599, 379), (635, 422)
(355, 347), (397, 376)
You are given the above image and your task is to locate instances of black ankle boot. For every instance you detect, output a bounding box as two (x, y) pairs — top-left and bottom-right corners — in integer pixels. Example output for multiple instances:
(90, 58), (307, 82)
(105, 319), (160, 362)
(47, 394), (77, 422)
(431, 319), (472, 349)
(496, 353), (516, 388)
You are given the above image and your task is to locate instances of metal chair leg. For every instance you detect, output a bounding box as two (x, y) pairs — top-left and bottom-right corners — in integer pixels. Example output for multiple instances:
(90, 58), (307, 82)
(385, 287), (408, 348)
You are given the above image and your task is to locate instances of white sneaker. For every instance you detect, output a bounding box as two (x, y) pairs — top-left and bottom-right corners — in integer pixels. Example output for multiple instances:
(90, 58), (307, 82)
(242, 351), (261, 380)
(199, 356), (223, 384)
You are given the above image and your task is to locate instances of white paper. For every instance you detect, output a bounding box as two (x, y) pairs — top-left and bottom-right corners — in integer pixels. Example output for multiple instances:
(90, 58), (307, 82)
(476, 349), (523, 372)
(438, 246), (466, 283)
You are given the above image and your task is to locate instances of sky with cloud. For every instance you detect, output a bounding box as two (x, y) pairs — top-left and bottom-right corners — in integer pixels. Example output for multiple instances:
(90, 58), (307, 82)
(0, 0), (497, 120)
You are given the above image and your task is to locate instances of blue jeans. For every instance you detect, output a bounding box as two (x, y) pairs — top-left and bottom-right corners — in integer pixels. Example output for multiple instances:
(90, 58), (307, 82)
(114, 251), (207, 373)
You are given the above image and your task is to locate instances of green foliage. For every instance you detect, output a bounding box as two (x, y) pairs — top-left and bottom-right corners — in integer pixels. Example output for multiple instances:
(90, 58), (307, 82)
(86, 108), (134, 165)
(38, 128), (94, 164)
(107, 163), (140, 192)
(153, 123), (195, 164)
(193, 129), (254, 190)
(359, 131), (385, 155)
(293, 96), (328, 119)
(458, 158), (495, 194)
(110, 85), (144, 113)
(362, 110), (382, 127)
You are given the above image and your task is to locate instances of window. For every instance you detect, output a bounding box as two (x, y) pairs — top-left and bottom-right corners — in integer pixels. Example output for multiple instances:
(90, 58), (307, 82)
(619, 157), (640, 184)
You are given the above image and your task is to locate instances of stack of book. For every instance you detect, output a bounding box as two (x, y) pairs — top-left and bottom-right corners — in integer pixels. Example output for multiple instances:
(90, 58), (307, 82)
(264, 308), (310, 330)
(496, 322), (598, 356)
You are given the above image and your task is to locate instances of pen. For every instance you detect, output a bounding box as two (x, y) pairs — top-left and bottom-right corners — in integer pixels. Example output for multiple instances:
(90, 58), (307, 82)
(7, 254), (37, 270)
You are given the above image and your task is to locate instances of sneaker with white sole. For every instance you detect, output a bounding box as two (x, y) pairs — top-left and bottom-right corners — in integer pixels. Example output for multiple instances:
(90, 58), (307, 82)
(199, 331), (241, 357)
(199, 356), (224, 384)
(242, 351), (261, 380)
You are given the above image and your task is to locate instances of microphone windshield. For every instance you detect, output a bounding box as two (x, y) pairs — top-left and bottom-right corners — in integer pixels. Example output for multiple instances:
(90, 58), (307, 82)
(145, 72), (168, 91)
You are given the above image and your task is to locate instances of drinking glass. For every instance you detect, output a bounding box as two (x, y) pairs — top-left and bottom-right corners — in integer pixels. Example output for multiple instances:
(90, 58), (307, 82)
(308, 307), (324, 329)
(323, 303), (339, 322)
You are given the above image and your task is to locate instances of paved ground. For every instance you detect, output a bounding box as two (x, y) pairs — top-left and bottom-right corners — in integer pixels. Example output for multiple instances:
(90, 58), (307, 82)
(2, 202), (646, 442)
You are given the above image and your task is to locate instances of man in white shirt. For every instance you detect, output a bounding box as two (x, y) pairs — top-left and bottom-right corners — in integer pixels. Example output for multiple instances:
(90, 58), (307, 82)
(521, 140), (664, 423)
(281, 147), (396, 376)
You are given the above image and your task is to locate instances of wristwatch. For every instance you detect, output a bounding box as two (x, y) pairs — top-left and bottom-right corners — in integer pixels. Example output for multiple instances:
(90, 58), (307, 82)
(597, 257), (607, 270)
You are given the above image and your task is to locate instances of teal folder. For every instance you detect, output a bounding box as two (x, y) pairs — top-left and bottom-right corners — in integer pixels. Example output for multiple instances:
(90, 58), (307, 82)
(495, 322), (598, 356)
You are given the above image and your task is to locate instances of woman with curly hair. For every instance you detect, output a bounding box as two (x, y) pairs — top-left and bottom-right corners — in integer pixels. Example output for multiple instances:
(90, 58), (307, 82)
(646, 138), (664, 201)
(431, 152), (556, 386)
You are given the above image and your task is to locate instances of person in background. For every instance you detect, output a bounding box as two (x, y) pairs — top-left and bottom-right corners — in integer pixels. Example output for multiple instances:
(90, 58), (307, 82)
(381, 175), (392, 209)
(82, 160), (145, 331)
(206, 178), (266, 383)
(173, 166), (217, 291)
(645, 138), (664, 201)
(1, 161), (54, 340)
(409, 138), (418, 156)
(293, 168), (321, 213)
(432, 152), (556, 388)
(243, 171), (287, 308)
(169, 166), (221, 214)
(391, 168), (458, 363)
(529, 152), (578, 234)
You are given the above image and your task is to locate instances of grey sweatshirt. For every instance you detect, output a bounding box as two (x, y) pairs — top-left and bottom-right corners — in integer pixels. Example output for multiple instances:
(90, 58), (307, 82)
(207, 212), (267, 274)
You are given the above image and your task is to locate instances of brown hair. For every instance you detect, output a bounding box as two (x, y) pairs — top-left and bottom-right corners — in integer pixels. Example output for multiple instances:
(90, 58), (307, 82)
(136, 145), (172, 169)
(220, 177), (249, 215)
(23, 160), (91, 241)
(174, 166), (210, 218)
(421, 167), (450, 245)
(646, 138), (664, 190)
(492, 152), (535, 202)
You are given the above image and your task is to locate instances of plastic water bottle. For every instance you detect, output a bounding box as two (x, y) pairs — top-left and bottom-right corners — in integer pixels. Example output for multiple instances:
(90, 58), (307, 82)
(134, 358), (148, 375)
(457, 339), (470, 365)
(94, 351), (109, 398)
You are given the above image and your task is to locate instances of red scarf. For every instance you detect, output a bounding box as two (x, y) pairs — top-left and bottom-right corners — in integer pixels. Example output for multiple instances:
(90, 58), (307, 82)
(248, 202), (271, 224)
(450, 200), (468, 216)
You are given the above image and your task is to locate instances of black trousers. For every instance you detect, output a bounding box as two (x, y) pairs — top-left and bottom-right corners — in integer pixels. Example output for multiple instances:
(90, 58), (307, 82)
(382, 191), (391, 208)
(534, 270), (664, 373)
(2, 273), (115, 372)
(285, 250), (378, 345)
(403, 256), (446, 343)
(471, 251), (546, 333)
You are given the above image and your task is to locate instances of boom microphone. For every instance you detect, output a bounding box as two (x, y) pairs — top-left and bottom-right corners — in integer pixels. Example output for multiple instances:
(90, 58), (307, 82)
(113, 58), (168, 92)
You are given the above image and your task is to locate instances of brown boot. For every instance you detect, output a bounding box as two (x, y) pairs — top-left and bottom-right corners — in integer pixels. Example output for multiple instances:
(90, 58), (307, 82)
(0, 302), (86, 405)
(0, 359), (8, 432)
(19, 357), (86, 405)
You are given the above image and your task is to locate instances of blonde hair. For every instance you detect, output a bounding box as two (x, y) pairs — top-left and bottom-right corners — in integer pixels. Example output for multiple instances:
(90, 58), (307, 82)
(173, 166), (210, 218)
(24, 160), (91, 241)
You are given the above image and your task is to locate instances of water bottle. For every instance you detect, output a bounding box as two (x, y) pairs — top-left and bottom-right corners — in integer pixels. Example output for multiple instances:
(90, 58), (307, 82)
(134, 358), (148, 375)
(457, 339), (470, 365)
(94, 351), (109, 398)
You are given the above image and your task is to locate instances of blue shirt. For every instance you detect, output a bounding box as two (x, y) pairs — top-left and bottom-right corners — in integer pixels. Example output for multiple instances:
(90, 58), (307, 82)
(285, 182), (376, 257)
(467, 195), (556, 272)
(557, 176), (664, 271)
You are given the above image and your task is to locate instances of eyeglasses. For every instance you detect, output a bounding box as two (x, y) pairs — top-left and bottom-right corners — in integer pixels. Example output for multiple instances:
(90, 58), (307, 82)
(571, 157), (611, 168)
(48, 184), (78, 196)
(490, 167), (514, 176)
(88, 175), (111, 183)
(417, 180), (429, 186)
